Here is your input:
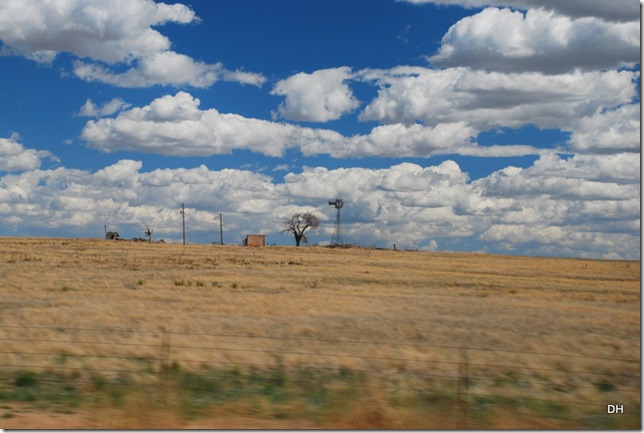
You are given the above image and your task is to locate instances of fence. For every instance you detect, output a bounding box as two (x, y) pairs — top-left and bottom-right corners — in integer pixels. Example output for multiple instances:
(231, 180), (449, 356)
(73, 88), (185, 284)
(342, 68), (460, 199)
(0, 324), (640, 428)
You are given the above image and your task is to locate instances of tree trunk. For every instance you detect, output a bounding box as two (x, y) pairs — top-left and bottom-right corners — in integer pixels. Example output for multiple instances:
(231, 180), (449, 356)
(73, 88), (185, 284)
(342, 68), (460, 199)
(295, 234), (302, 246)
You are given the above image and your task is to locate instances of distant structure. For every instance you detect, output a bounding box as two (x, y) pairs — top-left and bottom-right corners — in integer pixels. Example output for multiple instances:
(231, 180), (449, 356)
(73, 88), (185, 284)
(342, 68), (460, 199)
(328, 198), (344, 245)
(244, 234), (266, 247)
(219, 213), (224, 245)
(143, 224), (153, 242)
(180, 203), (186, 245)
(105, 231), (120, 240)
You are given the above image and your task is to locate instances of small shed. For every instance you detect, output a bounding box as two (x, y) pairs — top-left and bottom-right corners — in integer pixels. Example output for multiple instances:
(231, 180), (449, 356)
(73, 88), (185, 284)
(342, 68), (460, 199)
(105, 231), (120, 240)
(244, 234), (266, 247)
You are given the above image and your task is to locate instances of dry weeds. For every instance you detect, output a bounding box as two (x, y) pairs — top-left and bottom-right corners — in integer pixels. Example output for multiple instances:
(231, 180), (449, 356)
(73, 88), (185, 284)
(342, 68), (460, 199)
(0, 237), (639, 428)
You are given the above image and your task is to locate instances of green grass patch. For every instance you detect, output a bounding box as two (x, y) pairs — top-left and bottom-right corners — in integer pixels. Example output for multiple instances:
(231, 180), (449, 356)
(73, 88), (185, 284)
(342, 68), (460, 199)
(14, 371), (38, 387)
(593, 379), (616, 393)
(0, 367), (640, 429)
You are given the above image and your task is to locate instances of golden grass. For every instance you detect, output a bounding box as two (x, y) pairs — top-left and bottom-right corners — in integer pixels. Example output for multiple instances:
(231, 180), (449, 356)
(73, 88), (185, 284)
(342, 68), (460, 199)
(0, 236), (640, 428)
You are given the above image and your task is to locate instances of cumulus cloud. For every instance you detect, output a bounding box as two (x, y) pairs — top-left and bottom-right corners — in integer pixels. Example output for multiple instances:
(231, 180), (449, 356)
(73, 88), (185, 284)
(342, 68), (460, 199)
(271, 67), (360, 122)
(567, 104), (640, 154)
(267, 63), (636, 158)
(0, 0), (194, 63)
(429, 7), (640, 73)
(358, 67), (638, 134)
(86, 79), (634, 160)
(478, 224), (639, 260)
(72, 53), (219, 88)
(81, 91), (343, 157)
(80, 91), (550, 159)
(0, 133), (58, 171)
(73, 53), (266, 88)
(1, 155), (637, 258)
(302, 122), (479, 158)
(475, 152), (640, 199)
(0, 160), (281, 237)
(0, 0), (265, 88)
(399, 0), (639, 22)
(471, 152), (640, 257)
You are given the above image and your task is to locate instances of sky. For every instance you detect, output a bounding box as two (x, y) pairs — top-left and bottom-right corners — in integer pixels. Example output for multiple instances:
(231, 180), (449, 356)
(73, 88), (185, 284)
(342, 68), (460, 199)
(0, 0), (640, 259)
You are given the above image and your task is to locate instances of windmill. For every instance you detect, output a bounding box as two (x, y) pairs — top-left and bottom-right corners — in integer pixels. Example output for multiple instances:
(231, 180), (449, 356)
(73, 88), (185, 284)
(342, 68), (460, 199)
(328, 198), (344, 245)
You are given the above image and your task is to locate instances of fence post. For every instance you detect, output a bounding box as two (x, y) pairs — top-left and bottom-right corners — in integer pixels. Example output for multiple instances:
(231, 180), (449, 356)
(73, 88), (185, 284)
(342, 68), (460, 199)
(457, 347), (470, 427)
(159, 326), (171, 405)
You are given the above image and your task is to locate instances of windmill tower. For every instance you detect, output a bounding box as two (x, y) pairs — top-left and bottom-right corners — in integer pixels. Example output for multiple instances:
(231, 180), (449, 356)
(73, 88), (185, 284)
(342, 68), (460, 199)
(328, 198), (344, 245)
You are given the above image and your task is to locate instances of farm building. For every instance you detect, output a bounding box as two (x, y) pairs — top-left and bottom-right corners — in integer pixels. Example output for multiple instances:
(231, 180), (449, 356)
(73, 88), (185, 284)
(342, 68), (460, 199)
(244, 234), (266, 247)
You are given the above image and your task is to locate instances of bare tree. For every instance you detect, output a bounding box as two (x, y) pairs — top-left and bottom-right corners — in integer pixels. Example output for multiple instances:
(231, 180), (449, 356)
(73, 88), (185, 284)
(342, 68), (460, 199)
(282, 212), (320, 246)
(143, 224), (153, 242)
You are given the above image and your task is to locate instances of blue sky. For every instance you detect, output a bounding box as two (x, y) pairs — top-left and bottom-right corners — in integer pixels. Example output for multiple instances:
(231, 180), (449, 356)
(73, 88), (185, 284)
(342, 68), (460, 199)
(0, 0), (640, 259)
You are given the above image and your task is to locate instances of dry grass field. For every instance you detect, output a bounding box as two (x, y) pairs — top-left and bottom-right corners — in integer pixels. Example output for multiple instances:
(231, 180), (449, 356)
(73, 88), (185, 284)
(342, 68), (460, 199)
(0, 237), (640, 428)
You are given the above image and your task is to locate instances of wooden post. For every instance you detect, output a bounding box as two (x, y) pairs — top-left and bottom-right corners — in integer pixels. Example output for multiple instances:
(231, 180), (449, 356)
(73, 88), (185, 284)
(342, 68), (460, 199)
(457, 347), (470, 427)
(159, 327), (171, 405)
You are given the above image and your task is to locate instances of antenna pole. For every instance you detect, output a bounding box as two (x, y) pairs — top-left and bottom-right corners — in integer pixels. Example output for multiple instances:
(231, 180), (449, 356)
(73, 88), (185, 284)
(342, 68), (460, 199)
(219, 213), (224, 245)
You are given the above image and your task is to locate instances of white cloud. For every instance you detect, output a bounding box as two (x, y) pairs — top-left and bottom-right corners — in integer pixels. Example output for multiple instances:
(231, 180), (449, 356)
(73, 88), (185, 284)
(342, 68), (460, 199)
(457, 145), (547, 157)
(523, 152), (638, 185)
(568, 104), (640, 154)
(358, 67), (638, 134)
(73, 52), (266, 88)
(81, 91), (343, 157)
(73, 51), (266, 89)
(271, 67), (359, 122)
(0, 0), (194, 64)
(474, 152), (640, 200)
(478, 224), (639, 260)
(0, 133), (58, 171)
(272, 164), (291, 172)
(0, 160), (281, 238)
(0, 0), (265, 88)
(472, 152), (640, 257)
(95, 159), (143, 185)
(76, 98), (131, 117)
(222, 68), (268, 87)
(80, 91), (551, 159)
(302, 122), (479, 158)
(0, 153), (638, 258)
(429, 7), (640, 73)
(399, 0), (639, 22)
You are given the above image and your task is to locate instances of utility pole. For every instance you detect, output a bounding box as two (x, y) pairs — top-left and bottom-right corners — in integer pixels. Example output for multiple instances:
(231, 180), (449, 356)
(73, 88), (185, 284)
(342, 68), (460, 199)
(180, 203), (186, 245)
(219, 213), (224, 245)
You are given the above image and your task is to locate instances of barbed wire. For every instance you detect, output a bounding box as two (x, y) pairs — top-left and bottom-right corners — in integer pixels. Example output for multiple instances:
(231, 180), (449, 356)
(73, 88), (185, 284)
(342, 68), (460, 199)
(0, 322), (640, 341)
(0, 328), (639, 390)
(0, 323), (639, 427)
(0, 324), (638, 362)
